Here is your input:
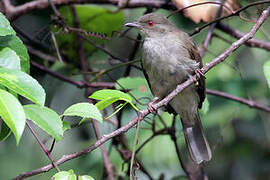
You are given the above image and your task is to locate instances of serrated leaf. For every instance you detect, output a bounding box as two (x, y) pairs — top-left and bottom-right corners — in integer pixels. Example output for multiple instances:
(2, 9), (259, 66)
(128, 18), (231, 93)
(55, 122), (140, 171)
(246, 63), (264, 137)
(0, 35), (30, 73)
(0, 89), (25, 144)
(24, 104), (63, 141)
(53, 170), (76, 180)
(0, 47), (21, 70)
(63, 102), (103, 123)
(0, 68), (46, 106)
(0, 12), (16, 36)
(264, 60), (270, 88)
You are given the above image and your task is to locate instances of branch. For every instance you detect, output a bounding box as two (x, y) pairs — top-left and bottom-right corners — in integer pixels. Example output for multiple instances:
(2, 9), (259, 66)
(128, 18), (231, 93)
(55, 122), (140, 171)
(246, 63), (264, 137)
(190, 0), (270, 36)
(70, 5), (115, 179)
(12, 7), (270, 180)
(206, 89), (270, 113)
(26, 120), (60, 172)
(30, 61), (115, 89)
(200, 1), (224, 57)
(2, 0), (173, 20)
(216, 23), (270, 51)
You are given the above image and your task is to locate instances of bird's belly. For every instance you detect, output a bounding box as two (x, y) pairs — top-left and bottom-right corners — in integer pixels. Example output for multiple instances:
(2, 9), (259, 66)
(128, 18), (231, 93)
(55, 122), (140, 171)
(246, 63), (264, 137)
(142, 39), (200, 115)
(142, 49), (189, 98)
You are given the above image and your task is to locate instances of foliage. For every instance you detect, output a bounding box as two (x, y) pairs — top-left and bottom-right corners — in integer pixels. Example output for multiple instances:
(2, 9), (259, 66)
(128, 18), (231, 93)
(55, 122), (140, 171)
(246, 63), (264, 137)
(0, 1), (270, 180)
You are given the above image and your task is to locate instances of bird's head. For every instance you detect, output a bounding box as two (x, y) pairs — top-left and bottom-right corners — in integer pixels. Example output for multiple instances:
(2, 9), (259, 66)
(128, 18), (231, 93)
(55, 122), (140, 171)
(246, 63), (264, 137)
(125, 13), (175, 37)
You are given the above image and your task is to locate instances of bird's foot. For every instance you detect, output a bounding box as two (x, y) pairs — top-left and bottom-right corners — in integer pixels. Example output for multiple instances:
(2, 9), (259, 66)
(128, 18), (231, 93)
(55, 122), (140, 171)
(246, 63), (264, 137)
(194, 69), (206, 79)
(148, 97), (159, 114)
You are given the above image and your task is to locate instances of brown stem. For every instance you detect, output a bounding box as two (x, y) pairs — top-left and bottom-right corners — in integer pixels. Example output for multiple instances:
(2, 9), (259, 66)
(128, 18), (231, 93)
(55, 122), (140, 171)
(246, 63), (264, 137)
(2, 0), (174, 20)
(200, 1), (225, 57)
(12, 7), (270, 180)
(216, 23), (270, 51)
(30, 61), (115, 88)
(206, 89), (270, 113)
(70, 5), (114, 180)
(190, 1), (270, 36)
(26, 120), (60, 172)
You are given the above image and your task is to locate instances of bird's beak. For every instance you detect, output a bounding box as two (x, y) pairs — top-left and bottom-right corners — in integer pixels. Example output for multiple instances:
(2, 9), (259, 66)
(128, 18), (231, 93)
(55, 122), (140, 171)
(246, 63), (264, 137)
(124, 22), (142, 29)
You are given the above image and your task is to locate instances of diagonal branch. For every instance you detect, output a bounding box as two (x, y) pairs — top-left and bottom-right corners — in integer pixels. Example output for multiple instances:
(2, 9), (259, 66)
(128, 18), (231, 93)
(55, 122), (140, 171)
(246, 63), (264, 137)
(12, 6), (270, 180)
(216, 23), (270, 51)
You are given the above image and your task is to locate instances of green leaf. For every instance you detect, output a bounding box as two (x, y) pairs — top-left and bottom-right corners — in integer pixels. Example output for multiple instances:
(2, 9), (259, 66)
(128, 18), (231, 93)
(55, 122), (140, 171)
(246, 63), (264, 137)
(54, 5), (124, 59)
(0, 119), (11, 142)
(0, 12), (16, 36)
(0, 47), (21, 70)
(90, 89), (132, 102)
(0, 67), (46, 106)
(95, 97), (119, 111)
(90, 89), (138, 111)
(116, 77), (153, 109)
(200, 97), (210, 115)
(0, 35), (30, 73)
(63, 121), (71, 132)
(263, 60), (270, 88)
(53, 170), (76, 180)
(63, 102), (103, 123)
(0, 89), (25, 144)
(24, 104), (63, 141)
(79, 175), (95, 180)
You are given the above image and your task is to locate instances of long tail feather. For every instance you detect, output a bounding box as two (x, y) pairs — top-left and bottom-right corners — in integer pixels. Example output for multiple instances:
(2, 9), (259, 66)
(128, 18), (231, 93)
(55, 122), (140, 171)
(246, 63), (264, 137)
(181, 111), (212, 164)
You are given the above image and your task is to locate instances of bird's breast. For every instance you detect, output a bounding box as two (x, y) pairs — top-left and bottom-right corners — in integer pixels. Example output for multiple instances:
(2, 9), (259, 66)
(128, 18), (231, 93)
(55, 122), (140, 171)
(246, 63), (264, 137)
(141, 37), (197, 97)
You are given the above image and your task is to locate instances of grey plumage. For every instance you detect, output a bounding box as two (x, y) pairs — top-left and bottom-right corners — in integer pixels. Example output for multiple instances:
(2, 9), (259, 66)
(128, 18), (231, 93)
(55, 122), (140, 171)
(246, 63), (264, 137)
(125, 13), (211, 164)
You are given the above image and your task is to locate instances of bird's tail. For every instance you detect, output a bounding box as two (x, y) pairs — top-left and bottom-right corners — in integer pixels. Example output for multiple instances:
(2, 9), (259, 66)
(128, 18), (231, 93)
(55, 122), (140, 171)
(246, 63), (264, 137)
(181, 111), (212, 164)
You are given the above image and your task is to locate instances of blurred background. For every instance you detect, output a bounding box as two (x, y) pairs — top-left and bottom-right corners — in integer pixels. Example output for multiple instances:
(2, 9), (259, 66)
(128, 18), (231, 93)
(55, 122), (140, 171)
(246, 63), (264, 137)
(0, 0), (270, 179)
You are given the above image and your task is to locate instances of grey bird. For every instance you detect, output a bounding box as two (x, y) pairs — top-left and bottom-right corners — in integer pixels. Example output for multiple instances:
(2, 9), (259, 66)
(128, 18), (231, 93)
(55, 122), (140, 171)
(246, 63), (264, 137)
(125, 13), (212, 164)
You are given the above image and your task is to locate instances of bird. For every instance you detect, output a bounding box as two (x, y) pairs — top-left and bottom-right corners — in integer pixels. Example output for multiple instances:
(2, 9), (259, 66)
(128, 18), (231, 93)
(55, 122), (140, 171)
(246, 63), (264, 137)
(125, 13), (212, 164)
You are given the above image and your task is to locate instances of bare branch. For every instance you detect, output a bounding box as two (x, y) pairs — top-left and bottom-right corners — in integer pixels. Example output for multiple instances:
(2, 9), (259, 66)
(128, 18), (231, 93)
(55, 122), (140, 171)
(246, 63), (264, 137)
(30, 61), (115, 88)
(26, 120), (60, 172)
(206, 89), (270, 113)
(2, 0), (173, 20)
(70, 5), (115, 179)
(12, 7), (270, 180)
(216, 23), (270, 51)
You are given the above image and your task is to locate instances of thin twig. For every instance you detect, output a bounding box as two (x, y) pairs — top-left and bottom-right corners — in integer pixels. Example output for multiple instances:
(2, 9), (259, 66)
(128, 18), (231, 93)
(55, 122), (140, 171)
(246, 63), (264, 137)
(70, 5), (114, 180)
(136, 128), (169, 154)
(27, 46), (57, 62)
(129, 118), (141, 180)
(12, 7), (270, 180)
(26, 120), (60, 172)
(30, 61), (115, 88)
(190, 0), (270, 36)
(167, 1), (233, 19)
(216, 23), (270, 51)
(2, 0), (174, 20)
(200, 0), (225, 57)
(50, 32), (64, 63)
(206, 89), (270, 113)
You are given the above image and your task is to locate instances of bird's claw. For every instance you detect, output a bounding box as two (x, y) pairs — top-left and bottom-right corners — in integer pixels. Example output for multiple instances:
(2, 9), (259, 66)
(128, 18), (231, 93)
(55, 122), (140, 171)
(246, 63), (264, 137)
(194, 69), (206, 79)
(148, 97), (159, 114)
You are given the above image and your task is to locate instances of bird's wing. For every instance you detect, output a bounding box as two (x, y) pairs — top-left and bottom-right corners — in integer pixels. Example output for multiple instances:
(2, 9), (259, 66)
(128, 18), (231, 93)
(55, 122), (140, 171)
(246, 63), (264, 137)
(184, 34), (205, 109)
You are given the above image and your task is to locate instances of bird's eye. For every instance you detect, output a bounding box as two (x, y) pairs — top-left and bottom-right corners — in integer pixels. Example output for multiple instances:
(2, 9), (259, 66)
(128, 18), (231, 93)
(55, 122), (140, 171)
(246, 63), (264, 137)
(147, 20), (154, 26)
